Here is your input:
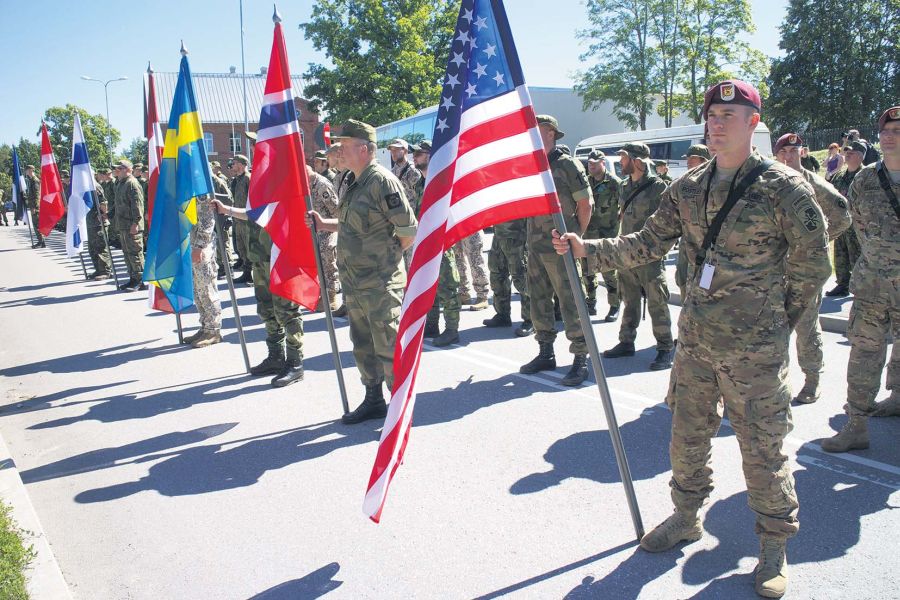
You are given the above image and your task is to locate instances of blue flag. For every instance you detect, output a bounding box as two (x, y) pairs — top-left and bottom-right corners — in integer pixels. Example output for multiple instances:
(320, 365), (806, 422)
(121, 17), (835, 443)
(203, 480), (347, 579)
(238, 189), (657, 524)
(66, 114), (95, 257)
(11, 148), (27, 223)
(143, 53), (212, 312)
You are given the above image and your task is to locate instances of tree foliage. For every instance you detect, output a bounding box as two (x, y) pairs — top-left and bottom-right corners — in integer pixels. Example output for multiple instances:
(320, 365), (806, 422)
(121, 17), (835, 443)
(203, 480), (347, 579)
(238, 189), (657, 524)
(123, 137), (149, 166)
(299, 0), (458, 126)
(42, 105), (120, 170)
(0, 139), (39, 202)
(767, 0), (900, 133)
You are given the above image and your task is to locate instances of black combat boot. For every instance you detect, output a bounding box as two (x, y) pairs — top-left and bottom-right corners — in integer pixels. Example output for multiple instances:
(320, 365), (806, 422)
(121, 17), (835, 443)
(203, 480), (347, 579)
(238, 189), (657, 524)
(825, 284), (849, 297)
(514, 320), (534, 337)
(342, 384), (388, 425)
(604, 305), (620, 322)
(272, 354), (304, 387)
(603, 341), (635, 358)
(649, 348), (675, 370)
(561, 354), (589, 386)
(482, 313), (512, 327)
(235, 270), (253, 284)
(520, 341), (556, 374)
(423, 320), (440, 338)
(250, 344), (286, 376)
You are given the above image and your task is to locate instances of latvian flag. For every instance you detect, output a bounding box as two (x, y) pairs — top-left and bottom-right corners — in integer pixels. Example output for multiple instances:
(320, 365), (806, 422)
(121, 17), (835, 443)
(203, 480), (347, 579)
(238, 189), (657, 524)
(363, 0), (560, 522)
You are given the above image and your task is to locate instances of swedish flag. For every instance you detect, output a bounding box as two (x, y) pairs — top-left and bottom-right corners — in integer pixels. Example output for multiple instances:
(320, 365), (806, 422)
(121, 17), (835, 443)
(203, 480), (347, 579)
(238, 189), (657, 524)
(144, 53), (212, 312)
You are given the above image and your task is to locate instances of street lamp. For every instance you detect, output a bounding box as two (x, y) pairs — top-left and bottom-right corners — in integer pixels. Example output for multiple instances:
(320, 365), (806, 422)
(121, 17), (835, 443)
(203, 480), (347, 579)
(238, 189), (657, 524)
(81, 75), (128, 165)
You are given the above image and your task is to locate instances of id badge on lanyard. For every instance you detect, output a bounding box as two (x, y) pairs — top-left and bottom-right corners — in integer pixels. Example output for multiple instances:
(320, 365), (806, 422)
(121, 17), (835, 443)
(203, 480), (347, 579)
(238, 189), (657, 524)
(699, 261), (715, 290)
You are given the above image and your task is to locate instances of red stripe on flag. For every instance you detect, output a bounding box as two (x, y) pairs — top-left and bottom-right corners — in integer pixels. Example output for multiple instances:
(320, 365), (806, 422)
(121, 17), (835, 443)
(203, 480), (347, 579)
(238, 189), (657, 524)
(451, 150), (546, 204)
(457, 106), (537, 156)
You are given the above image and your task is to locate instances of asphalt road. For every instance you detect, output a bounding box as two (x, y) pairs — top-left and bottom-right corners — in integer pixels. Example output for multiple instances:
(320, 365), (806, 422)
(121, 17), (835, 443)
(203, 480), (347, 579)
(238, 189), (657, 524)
(0, 225), (897, 599)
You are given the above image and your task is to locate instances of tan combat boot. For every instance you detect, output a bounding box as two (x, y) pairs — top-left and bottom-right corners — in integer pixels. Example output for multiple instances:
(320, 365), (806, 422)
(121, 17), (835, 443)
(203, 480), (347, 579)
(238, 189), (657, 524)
(328, 290), (339, 312)
(793, 372), (820, 404)
(755, 536), (788, 598)
(470, 294), (489, 311)
(872, 390), (900, 417)
(820, 416), (869, 452)
(192, 331), (223, 348)
(639, 510), (703, 553)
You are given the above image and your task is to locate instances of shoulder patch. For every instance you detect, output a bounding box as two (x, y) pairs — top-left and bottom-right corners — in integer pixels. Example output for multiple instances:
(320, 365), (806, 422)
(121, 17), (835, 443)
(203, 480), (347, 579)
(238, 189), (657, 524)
(385, 192), (402, 209)
(793, 199), (821, 232)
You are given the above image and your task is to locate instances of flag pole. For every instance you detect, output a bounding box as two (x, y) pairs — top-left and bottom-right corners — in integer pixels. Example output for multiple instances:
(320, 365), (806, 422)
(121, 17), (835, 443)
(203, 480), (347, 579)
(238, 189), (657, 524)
(24, 212), (35, 247)
(552, 213), (644, 541)
(78, 253), (89, 279)
(304, 194), (349, 415)
(213, 195), (251, 373)
(98, 218), (121, 286)
(175, 311), (184, 344)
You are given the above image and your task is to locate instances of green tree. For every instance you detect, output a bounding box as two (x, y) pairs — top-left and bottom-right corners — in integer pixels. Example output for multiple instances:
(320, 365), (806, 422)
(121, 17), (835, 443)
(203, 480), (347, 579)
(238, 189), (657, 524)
(42, 105), (120, 170)
(299, 0), (458, 126)
(123, 137), (149, 166)
(650, 0), (686, 127)
(767, 0), (900, 133)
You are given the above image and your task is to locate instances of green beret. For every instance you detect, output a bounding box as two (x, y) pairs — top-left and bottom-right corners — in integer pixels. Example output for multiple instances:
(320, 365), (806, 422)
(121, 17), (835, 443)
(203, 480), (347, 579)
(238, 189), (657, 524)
(333, 119), (377, 144)
(536, 114), (564, 140)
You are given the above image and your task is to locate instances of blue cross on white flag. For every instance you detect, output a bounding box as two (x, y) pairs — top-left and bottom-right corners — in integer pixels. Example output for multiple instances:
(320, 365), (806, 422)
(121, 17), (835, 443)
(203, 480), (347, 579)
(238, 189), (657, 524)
(66, 114), (95, 257)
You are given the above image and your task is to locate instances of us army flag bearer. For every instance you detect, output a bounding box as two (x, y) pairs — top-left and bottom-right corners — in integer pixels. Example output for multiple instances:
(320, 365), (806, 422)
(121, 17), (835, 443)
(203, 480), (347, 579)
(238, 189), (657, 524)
(65, 114), (95, 257)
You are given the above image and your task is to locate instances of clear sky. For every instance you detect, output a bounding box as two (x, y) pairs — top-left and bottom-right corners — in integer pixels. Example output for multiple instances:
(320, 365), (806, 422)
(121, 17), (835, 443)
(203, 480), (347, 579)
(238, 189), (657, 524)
(0, 0), (786, 151)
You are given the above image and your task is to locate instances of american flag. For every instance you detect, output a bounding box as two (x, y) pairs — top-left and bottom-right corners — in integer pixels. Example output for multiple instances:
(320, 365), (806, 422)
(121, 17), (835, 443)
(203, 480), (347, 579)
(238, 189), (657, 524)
(363, 0), (560, 522)
(144, 65), (174, 313)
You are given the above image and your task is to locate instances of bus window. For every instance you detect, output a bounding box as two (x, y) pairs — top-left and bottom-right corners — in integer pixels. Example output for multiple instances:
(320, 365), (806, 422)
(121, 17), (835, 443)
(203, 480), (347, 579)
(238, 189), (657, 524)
(670, 140), (692, 161)
(648, 143), (670, 160)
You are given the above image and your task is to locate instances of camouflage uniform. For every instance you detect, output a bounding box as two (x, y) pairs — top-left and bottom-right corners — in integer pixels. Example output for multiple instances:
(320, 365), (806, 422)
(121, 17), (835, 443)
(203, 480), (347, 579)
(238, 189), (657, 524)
(335, 169), (355, 200)
(113, 174), (145, 280)
(101, 178), (119, 246)
(617, 172), (674, 350)
(527, 148), (592, 355)
(213, 171), (234, 260)
(831, 167), (862, 288)
(25, 172), (43, 244)
(338, 162), (417, 388)
(395, 159), (423, 270)
(584, 152), (830, 539)
(454, 232), (490, 301)
(230, 171), (251, 268)
(583, 172), (621, 312)
(488, 218), (529, 321)
(87, 180), (112, 275)
(323, 168), (338, 184)
(308, 172), (340, 300)
(190, 196), (222, 333)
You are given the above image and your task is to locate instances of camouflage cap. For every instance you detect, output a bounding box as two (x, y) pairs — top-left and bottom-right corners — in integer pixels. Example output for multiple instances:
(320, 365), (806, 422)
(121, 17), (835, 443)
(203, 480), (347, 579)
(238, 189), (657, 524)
(25, 164), (35, 170)
(326, 142), (342, 154)
(211, 160), (221, 168)
(683, 144), (711, 160)
(774, 133), (803, 154)
(97, 167), (111, 175)
(702, 79), (761, 119)
(843, 141), (867, 155)
(245, 131), (257, 141)
(653, 159), (668, 167)
(133, 162), (145, 169)
(115, 159), (133, 169)
(387, 138), (409, 150)
(314, 150), (328, 160)
(879, 106), (900, 131)
(617, 143), (651, 159)
(587, 150), (606, 162)
(60, 169), (70, 178)
(333, 119), (377, 144)
(536, 114), (565, 140)
(232, 154), (249, 166)
(411, 140), (432, 153)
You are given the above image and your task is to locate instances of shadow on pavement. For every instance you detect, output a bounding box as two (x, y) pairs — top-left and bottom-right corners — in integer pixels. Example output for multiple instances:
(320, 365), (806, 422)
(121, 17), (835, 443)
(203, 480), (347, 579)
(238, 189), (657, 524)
(0, 340), (183, 377)
(0, 381), (137, 415)
(562, 546), (689, 600)
(248, 563), (342, 599)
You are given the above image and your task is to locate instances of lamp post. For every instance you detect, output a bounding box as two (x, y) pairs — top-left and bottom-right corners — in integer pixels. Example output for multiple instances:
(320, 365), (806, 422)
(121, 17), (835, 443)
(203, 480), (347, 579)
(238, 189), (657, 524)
(80, 75), (128, 165)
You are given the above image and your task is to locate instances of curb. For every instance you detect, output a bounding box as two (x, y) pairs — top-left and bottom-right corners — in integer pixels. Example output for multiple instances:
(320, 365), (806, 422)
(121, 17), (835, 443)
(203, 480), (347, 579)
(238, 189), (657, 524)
(0, 433), (73, 600)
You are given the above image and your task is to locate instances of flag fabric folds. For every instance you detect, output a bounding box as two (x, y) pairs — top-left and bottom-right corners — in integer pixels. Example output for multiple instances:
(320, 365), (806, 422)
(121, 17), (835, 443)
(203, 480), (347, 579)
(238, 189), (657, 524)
(144, 65), (174, 313)
(144, 52), (211, 312)
(38, 123), (66, 237)
(363, 0), (560, 522)
(11, 148), (28, 225)
(246, 18), (319, 310)
(65, 114), (95, 257)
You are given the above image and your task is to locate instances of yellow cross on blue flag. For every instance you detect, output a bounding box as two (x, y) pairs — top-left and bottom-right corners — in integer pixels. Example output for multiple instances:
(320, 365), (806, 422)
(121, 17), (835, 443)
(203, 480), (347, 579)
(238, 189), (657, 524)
(143, 51), (212, 312)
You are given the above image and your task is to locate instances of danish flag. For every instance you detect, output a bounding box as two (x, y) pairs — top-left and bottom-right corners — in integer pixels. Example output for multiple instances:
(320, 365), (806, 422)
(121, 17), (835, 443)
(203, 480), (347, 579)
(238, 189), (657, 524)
(38, 123), (66, 236)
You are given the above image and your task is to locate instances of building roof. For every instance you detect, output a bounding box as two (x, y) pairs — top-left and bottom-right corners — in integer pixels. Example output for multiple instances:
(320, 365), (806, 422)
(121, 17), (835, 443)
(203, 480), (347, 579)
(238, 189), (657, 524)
(153, 71), (305, 124)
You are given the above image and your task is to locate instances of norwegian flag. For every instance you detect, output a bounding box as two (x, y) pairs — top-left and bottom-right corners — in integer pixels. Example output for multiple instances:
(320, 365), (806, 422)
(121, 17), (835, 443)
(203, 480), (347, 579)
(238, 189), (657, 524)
(363, 0), (559, 522)
(246, 12), (319, 310)
(144, 64), (174, 313)
(38, 122), (66, 236)
(323, 122), (331, 147)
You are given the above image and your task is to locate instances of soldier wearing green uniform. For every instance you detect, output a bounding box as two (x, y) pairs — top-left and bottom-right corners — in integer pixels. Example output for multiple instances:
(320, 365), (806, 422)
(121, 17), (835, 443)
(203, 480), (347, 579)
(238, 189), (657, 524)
(210, 161), (235, 269)
(112, 159), (146, 291)
(555, 80), (831, 599)
(519, 115), (593, 387)
(826, 141), (866, 297)
(822, 106), (900, 452)
(99, 169), (119, 248)
(583, 150), (621, 321)
(229, 155), (252, 284)
(604, 143), (674, 370)
(24, 165), (44, 248)
(675, 145), (713, 298)
(654, 160), (673, 182)
(483, 213), (530, 335)
(314, 150), (337, 184)
(308, 120), (418, 424)
(207, 165), (233, 279)
(87, 169), (112, 279)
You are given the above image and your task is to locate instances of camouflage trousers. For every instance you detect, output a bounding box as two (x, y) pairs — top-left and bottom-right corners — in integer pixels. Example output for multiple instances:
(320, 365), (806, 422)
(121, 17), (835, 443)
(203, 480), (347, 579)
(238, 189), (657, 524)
(454, 231), (489, 298)
(846, 297), (900, 416)
(582, 255), (619, 311)
(794, 291), (824, 376)
(253, 262), (304, 360)
(117, 227), (144, 279)
(234, 221), (250, 267)
(528, 251), (586, 355)
(618, 260), (674, 350)
(427, 249), (461, 331)
(833, 229), (861, 288)
(345, 286), (403, 388)
(666, 338), (799, 539)
(31, 209), (43, 243)
(318, 235), (338, 297)
(488, 235), (529, 320)
(192, 247), (222, 333)
(675, 243), (688, 300)
(87, 221), (112, 274)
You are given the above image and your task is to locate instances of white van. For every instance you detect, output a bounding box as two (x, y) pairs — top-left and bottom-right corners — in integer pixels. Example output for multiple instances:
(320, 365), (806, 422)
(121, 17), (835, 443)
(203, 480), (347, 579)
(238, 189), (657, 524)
(575, 122), (773, 178)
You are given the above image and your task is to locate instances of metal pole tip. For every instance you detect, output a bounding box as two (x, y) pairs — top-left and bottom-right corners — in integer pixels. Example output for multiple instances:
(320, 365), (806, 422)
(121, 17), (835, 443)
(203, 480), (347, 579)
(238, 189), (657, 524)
(180, 40), (188, 56)
(273, 4), (282, 23)
(147, 61), (153, 73)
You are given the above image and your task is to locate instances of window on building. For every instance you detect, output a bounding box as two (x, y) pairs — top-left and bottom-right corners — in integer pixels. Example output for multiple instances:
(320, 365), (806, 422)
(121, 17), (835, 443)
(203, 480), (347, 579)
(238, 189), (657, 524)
(203, 132), (214, 153)
(229, 133), (241, 153)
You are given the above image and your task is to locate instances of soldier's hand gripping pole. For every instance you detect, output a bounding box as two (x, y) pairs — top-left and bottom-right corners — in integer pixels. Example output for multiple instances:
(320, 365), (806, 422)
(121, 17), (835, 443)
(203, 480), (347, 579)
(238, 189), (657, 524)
(304, 194), (350, 415)
(214, 192), (252, 374)
(552, 213), (645, 541)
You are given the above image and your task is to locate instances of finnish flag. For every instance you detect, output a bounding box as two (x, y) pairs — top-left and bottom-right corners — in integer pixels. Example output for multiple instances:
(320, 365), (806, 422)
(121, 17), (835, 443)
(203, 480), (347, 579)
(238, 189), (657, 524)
(66, 114), (95, 257)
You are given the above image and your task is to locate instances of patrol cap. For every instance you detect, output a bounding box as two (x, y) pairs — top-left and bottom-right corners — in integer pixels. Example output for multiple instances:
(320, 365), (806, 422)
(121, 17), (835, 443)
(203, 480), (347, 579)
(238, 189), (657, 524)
(60, 169), (70, 178)
(682, 144), (711, 160)
(133, 162), (145, 169)
(232, 154), (249, 166)
(333, 119), (377, 144)
(617, 142), (651, 159)
(97, 167), (110, 175)
(773, 133), (803, 154)
(702, 79), (761, 119)
(879, 106), (900, 131)
(314, 150), (328, 160)
(843, 141), (867, 155)
(653, 159), (668, 167)
(587, 150), (606, 162)
(411, 140), (432, 153)
(114, 158), (133, 169)
(25, 164), (35, 170)
(211, 160), (221, 168)
(387, 138), (409, 151)
(326, 142), (342, 154)
(536, 114), (565, 140)
(244, 131), (257, 141)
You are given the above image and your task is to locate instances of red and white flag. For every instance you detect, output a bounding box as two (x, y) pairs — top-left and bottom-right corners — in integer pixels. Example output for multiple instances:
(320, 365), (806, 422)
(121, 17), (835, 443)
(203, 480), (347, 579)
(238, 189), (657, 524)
(363, 0), (559, 522)
(144, 64), (174, 313)
(38, 122), (66, 236)
(323, 122), (331, 147)
(246, 11), (319, 310)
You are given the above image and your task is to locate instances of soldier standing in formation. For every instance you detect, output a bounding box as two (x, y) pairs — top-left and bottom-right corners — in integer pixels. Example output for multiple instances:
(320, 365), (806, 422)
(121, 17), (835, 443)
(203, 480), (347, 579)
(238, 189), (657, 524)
(654, 160), (672, 182)
(583, 150), (621, 322)
(773, 133), (851, 404)
(24, 165), (44, 248)
(826, 141), (866, 297)
(112, 159), (146, 292)
(675, 145), (712, 299)
(314, 150), (337, 184)
(519, 115), (593, 387)
(308, 120), (417, 424)
(211, 161), (234, 274)
(229, 155), (253, 284)
(603, 143), (674, 371)
(554, 80), (830, 599)
(86, 169), (112, 280)
(822, 106), (900, 452)
(305, 164), (340, 312)
(483, 210), (531, 336)
(184, 189), (223, 349)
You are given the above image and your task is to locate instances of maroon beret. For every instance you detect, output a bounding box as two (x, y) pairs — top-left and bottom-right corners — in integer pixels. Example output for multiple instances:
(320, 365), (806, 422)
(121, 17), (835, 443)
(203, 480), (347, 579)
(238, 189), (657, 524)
(702, 79), (762, 119)
(879, 106), (900, 131)
(774, 133), (803, 154)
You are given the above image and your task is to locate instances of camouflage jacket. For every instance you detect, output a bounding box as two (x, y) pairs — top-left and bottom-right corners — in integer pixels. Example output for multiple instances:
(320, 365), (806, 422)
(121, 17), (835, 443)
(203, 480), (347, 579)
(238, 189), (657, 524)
(619, 171), (667, 235)
(113, 175), (145, 230)
(337, 162), (417, 291)
(392, 159), (422, 207)
(230, 172), (250, 209)
(800, 169), (851, 238)
(215, 173), (233, 205)
(335, 170), (355, 200)
(832, 166), (861, 199)
(848, 162), (900, 303)
(190, 196), (217, 250)
(587, 172), (621, 238)
(309, 172), (339, 247)
(87, 182), (105, 227)
(527, 149), (592, 254)
(323, 168), (338, 184)
(25, 174), (39, 209)
(585, 152), (831, 353)
(494, 217), (527, 240)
